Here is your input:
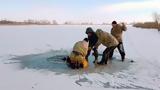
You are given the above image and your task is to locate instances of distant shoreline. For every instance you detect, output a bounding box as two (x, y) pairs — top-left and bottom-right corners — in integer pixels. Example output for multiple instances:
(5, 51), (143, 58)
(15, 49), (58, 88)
(133, 22), (160, 31)
(0, 19), (111, 26)
(0, 24), (111, 26)
(0, 23), (111, 26)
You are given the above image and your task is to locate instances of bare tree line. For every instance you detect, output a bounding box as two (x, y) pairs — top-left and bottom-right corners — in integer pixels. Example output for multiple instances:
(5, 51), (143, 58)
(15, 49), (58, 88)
(133, 12), (160, 31)
(0, 19), (58, 25)
(0, 19), (109, 25)
(153, 12), (160, 31)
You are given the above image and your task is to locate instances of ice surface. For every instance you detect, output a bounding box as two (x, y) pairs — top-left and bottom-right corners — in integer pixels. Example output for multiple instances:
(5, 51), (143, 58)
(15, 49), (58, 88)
(0, 25), (160, 90)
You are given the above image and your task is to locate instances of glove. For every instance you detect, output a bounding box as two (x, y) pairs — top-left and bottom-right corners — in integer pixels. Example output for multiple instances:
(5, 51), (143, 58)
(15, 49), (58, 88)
(93, 47), (97, 51)
(88, 47), (92, 51)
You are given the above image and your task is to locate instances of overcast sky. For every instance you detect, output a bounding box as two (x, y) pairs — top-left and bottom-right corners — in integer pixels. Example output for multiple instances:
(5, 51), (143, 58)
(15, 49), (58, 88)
(0, 0), (160, 24)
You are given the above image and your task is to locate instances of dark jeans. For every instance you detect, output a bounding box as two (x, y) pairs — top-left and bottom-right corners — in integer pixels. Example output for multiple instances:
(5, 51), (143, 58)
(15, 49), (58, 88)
(99, 46), (117, 64)
(86, 47), (98, 61)
(109, 42), (125, 60)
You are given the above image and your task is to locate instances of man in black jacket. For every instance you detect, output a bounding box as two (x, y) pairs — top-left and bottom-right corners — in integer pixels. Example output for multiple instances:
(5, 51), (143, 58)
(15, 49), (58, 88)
(85, 27), (98, 63)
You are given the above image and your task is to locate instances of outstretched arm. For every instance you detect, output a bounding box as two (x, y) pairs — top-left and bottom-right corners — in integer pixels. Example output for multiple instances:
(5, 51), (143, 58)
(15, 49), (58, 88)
(121, 23), (127, 31)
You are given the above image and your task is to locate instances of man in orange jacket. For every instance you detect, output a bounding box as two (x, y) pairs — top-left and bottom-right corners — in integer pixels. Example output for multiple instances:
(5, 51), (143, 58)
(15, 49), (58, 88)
(65, 38), (89, 69)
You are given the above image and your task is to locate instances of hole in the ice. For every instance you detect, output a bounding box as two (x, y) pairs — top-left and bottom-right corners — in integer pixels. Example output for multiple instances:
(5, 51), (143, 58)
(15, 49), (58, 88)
(7, 50), (132, 75)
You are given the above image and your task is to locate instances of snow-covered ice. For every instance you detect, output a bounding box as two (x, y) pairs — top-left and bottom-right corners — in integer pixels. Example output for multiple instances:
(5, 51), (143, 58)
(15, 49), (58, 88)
(0, 25), (160, 90)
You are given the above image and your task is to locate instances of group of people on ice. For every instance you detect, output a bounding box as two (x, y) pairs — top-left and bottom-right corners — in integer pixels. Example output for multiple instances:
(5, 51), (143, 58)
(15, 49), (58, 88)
(63, 21), (127, 69)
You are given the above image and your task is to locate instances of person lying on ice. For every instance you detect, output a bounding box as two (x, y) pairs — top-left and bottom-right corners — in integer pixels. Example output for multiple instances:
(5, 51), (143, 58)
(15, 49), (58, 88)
(63, 38), (89, 69)
(86, 29), (118, 65)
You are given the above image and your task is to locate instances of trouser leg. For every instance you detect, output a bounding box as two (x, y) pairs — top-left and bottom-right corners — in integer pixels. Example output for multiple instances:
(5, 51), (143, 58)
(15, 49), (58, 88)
(98, 47), (110, 65)
(93, 48), (98, 63)
(85, 49), (91, 62)
(105, 46), (117, 64)
(109, 48), (114, 59)
(117, 42), (126, 61)
(86, 48), (98, 63)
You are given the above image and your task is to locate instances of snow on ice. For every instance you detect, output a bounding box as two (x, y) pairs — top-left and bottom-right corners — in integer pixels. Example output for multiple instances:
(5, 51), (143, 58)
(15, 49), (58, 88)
(0, 25), (160, 90)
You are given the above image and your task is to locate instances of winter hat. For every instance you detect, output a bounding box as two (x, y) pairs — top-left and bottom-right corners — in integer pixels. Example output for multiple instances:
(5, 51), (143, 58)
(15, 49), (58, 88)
(112, 21), (117, 24)
(83, 38), (89, 42)
(86, 27), (94, 34)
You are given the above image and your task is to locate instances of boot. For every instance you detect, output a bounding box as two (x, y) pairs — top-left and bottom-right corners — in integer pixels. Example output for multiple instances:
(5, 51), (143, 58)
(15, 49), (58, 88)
(97, 60), (105, 65)
(104, 60), (108, 64)
(122, 54), (125, 62)
(93, 59), (98, 64)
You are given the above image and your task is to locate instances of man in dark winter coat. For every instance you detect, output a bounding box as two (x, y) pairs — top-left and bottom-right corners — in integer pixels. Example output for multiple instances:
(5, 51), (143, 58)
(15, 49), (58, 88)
(85, 27), (98, 63)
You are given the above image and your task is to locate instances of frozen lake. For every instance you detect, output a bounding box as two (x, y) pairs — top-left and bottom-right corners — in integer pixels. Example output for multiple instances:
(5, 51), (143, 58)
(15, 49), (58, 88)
(0, 25), (160, 90)
(0, 25), (111, 55)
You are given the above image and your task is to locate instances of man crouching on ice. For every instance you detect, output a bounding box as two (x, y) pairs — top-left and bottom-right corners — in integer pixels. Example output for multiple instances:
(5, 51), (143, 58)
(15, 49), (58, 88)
(63, 38), (89, 69)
